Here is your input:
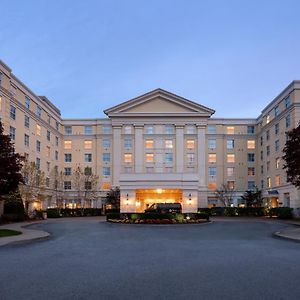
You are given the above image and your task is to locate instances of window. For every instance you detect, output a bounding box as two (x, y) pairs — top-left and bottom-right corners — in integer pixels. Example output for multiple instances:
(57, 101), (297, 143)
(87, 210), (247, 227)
(124, 126), (132, 134)
(145, 139), (154, 149)
(247, 140), (255, 149)
(0, 72), (2, 86)
(102, 182), (111, 190)
(46, 162), (50, 172)
(227, 139), (234, 149)
(0, 96), (2, 111)
(103, 153), (110, 162)
(146, 153), (154, 162)
(24, 134), (29, 147)
(208, 139), (216, 149)
(102, 139), (110, 148)
(124, 154), (132, 163)
(260, 151), (263, 160)
(64, 141), (72, 149)
(267, 177), (271, 188)
(22, 115), (29, 129)
(146, 125), (154, 134)
(208, 182), (217, 190)
(266, 115), (270, 124)
(165, 140), (173, 149)
(266, 130), (269, 141)
(186, 125), (195, 134)
(260, 136), (263, 146)
(284, 193), (290, 207)
(55, 151), (58, 161)
(261, 165), (264, 174)
(64, 181), (71, 190)
(285, 114), (291, 128)
(46, 146), (50, 157)
(275, 175), (281, 186)
(84, 167), (92, 175)
(10, 126), (16, 140)
(47, 115), (51, 124)
(165, 153), (173, 163)
(36, 124), (41, 136)
(187, 153), (195, 163)
(208, 167), (217, 177)
(261, 180), (264, 189)
(266, 146), (270, 156)
(56, 122), (59, 131)
(102, 125), (111, 134)
(207, 125), (216, 134)
(82, 125), (92, 135)
(274, 106), (280, 117)
(165, 125), (174, 134)
(65, 154), (72, 162)
(10, 105), (16, 120)
(227, 181), (235, 190)
(275, 157), (280, 169)
(103, 167), (110, 176)
(36, 140), (41, 152)
(285, 96), (291, 108)
(85, 153), (92, 162)
(248, 181), (256, 190)
(124, 139), (132, 149)
(84, 140), (92, 149)
(186, 139), (195, 150)
(36, 106), (42, 117)
(85, 181), (92, 190)
(227, 154), (235, 163)
(226, 126), (234, 134)
(208, 154), (216, 163)
(56, 136), (59, 146)
(248, 153), (255, 162)
(275, 140), (280, 152)
(124, 167), (133, 174)
(247, 126), (255, 134)
(248, 167), (255, 176)
(64, 168), (72, 176)
(275, 123), (279, 135)
(267, 161), (270, 172)
(227, 167), (234, 177)
(36, 158), (40, 169)
(25, 96), (30, 109)
(47, 130), (51, 141)
(65, 126), (72, 135)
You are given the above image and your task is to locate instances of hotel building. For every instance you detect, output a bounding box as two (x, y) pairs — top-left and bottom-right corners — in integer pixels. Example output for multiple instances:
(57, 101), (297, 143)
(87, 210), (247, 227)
(0, 60), (299, 214)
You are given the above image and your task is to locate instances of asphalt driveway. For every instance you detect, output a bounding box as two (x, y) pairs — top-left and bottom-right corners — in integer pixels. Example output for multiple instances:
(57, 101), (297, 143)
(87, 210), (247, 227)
(0, 218), (299, 300)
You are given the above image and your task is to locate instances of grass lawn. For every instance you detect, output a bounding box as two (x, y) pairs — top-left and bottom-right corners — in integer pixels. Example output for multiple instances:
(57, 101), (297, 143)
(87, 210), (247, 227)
(0, 229), (22, 238)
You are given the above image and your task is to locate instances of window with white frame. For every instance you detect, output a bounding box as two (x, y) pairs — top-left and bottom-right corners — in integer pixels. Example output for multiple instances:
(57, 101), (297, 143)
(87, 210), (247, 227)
(64, 154), (72, 162)
(145, 139), (154, 148)
(165, 125), (174, 134)
(145, 125), (154, 134)
(102, 139), (110, 148)
(186, 125), (195, 134)
(207, 125), (216, 134)
(10, 126), (16, 140)
(103, 153), (110, 162)
(124, 153), (132, 163)
(165, 140), (173, 149)
(36, 140), (41, 152)
(227, 167), (234, 177)
(208, 139), (216, 149)
(208, 166), (216, 177)
(25, 96), (30, 109)
(84, 140), (92, 149)
(102, 125), (111, 134)
(64, 126), (72, 135)
(146, 153), (154, 163)
(187, 153), (195, 163)
(24, 115), (30, 128)
(64, 140), (72, 149)
(85, 153), (92, 162)
(227, 154), (235, 163)
(103, 167), (110, 176)
(165, 153), (173, 163)
(10, 105), (16, 120)
(36, 106), (42, 117)
(186, 139), (195, 150)
(227, 139), (234, 149)
(124, 139), (132, 149)
(84, 126), (93, 135)
(24, 134), (29, 147)
(285, 114), (291, 128)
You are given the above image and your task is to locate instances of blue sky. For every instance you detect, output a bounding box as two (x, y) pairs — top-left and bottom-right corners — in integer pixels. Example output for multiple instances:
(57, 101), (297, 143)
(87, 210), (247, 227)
(1, 0), (300, 118)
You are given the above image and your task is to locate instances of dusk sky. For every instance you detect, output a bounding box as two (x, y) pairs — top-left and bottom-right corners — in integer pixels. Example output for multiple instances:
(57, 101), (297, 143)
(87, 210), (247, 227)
(1, 0), (300, 119)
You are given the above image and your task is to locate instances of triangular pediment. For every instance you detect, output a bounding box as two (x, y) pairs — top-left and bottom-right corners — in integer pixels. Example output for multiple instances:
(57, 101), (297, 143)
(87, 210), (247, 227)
(104, 88), (215, 117)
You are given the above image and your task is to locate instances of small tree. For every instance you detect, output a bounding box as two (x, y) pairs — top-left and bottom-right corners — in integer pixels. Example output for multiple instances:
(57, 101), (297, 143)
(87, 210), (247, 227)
(215, 184), (235, 207)
(19, 161), (46, 214)
(106, 187), (120, 210)
(0, 121), (24, 216)
(241, 189), (263, 207)
(283, 124), (300, 188)
(49, 167), (65, 208)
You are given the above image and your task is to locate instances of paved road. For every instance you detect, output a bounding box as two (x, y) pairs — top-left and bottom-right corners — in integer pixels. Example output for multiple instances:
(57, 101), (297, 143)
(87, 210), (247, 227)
(0, 218), (300, 300)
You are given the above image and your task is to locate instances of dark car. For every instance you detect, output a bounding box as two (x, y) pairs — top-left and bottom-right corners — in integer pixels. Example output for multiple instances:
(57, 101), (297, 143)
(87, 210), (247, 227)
(145, 203), (182, 214)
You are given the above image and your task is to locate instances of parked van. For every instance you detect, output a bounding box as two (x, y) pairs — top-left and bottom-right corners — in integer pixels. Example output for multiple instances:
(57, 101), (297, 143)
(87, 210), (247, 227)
(145, 203), (182, 214)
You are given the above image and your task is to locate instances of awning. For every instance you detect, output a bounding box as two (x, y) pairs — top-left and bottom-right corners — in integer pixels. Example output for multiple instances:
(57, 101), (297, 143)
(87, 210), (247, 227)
(267, 190), (279, 195)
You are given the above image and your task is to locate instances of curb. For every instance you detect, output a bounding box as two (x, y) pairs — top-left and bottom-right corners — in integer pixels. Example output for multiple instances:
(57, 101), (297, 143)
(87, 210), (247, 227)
(272, 231), (300, 243)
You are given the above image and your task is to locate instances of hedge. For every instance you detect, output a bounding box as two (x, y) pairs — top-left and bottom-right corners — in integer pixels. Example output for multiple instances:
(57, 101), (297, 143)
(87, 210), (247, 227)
(46, 208), (102, 218)
(268, 207), (293, 219)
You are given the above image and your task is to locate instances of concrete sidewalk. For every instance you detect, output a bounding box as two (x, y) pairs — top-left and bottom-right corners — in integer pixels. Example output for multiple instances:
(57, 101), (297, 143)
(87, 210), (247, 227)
(0, 221), (50, 246)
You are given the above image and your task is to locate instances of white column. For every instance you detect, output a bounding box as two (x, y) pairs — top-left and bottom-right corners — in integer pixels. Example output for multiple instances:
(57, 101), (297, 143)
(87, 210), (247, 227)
(134, 125), (144, 173)
(197, 125), (206, 187)
(175, 125), (184, 173)
(112, 126), (122, 186)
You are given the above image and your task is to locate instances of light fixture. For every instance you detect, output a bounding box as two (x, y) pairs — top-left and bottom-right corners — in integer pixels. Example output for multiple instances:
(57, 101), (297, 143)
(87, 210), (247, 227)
(156, 188), (163, 194)
(188, 193), (192, 205)
(125, 193), (129, 205)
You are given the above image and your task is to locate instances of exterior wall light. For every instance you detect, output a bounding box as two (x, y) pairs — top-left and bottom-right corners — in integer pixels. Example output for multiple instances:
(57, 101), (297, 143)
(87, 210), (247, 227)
(188, 193), (192, 205)
(125, 193), (129, 205)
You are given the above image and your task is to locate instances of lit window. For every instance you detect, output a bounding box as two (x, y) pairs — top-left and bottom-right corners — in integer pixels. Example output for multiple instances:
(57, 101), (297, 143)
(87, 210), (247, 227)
(227, 154), (235, 163)
(248, 167), (255, 176)
(124, 126), (132, 134)
(227, 139), (234, 149)
(102, 182), (111, 190)
(64, 141), (72, 149)
(208, 167), (216, 177)
(207, 125), (216, 134)
(165, 125), (174, 134)
(85, 126), (93, 135)
(165, 153), (173, 163)
(267, 177), (271, 188)
(227, 181), (235, 190)
(0, 96), (2, 111)
(124, 154), (132, 163)
(146, 153), (154, 162)
(10, 105), (16, 120)
(275, 175), (281, 186)
(208, 182), (217, 190)
(186, 125), (195, 134)
(84, 140), (92, 149)
(146, 140), (154, 148)
(85, 153), (92, 162)
(275, 157), (280, 169)
(247, 140), (255, 149)
(187, 153), (195, 163)
(208, 139), (216, 149)
(165, 140), (173, 149)
(124, 139), (132, 149)
(226, 126), (234, 134)
(208, 154), (217, 163)
(64, 126), (72, 135)
(227, 167), (234, 177)
(186, 139), (195, 150)
(145, 125), (154, 134)
(266, 115), (270, 124)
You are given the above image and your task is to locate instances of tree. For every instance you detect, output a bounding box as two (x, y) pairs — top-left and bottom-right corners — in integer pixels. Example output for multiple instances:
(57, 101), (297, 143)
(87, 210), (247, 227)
(241, 189), (263, 207)
(72, 166), (99, 214)
(0, 121), (24, 217)
(49, 167), (65, 208)
(283, 124), (300, 188)
(19, 161), (46, 215)
(106, 187), (120, 210)
(215, 184), (235, 207)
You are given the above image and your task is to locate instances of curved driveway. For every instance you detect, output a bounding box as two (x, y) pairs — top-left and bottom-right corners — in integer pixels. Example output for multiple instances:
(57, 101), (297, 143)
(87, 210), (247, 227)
(0, 218), (300, 300)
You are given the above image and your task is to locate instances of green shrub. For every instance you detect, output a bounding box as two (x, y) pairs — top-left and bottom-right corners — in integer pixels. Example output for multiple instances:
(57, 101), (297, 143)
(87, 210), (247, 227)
(1, 213), (26, 222)
(268, 207), (293, 219)
(237, 207), (266, 217)
(196, 212), (210, 220)
(210, 207), (225, 216)
(224, 207), (237, 217)
(46, 208), (61, 218)
(198, 208), (212, 216)
(106, 213), (121, 220)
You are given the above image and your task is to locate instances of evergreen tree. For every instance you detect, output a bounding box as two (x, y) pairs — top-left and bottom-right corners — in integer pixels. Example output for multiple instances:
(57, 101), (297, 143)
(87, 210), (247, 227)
(283, 124), (300, 188)
(0, 121), (24, 216)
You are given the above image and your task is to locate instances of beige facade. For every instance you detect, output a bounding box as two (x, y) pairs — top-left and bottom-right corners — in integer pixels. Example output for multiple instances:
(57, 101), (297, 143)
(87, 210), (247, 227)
(0, 60), (299, 214)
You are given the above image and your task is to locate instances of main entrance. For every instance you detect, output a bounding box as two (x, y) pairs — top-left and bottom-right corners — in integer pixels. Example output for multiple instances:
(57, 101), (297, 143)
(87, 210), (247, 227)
(135, 189), (183, 213)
